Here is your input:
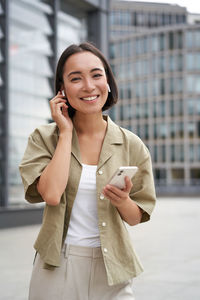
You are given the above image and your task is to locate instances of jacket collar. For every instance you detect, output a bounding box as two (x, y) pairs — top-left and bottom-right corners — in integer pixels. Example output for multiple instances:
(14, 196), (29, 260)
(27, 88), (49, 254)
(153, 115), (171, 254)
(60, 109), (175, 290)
(71, 115), (123, 169)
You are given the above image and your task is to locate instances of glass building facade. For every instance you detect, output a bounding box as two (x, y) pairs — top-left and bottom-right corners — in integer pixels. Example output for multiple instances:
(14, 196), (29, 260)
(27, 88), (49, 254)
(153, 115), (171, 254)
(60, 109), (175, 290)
(0, 0), (109, 209)
(109, 0), (187, 36)
(109, 1), (200, 195)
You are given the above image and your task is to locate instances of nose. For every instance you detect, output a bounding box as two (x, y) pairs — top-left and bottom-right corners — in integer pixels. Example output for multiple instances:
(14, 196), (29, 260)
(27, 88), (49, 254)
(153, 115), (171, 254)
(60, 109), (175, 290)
(82, 78), (95, 92)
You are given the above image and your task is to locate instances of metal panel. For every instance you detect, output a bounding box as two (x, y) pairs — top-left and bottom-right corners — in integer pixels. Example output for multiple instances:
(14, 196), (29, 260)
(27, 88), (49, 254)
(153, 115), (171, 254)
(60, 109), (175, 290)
(0, 207), (43, 228)
(87, 0), (109, 57)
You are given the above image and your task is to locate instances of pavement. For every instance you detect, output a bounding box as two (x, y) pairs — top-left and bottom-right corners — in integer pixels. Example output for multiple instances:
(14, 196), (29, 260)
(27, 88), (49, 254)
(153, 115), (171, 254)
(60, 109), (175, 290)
(0, 197), (200, 300)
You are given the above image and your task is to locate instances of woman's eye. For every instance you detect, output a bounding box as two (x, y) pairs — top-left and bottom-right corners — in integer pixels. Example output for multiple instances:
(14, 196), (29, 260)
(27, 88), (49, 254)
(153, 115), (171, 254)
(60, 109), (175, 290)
(93, 73), (103, 78)
(71, 77), (81, 82)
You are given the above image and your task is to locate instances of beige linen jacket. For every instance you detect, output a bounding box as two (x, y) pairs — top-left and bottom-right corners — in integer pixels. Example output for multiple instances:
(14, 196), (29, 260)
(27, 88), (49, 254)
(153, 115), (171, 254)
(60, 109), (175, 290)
(19, 115), (156, 286)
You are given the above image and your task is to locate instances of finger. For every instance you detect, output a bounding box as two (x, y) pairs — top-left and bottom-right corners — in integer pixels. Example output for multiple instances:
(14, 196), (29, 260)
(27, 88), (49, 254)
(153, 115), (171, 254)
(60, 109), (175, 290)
(62, 106), (69, 118)
(123, 176), (133, 193)
(105, 184), (126, 198)
(50, 91), (66, 103)
(50, 97), (66, 105)
(52, 103), (67, 118)
(103, 188), (121, 202)
(55, 102), (68, 113)
(50, 99), (67, 115)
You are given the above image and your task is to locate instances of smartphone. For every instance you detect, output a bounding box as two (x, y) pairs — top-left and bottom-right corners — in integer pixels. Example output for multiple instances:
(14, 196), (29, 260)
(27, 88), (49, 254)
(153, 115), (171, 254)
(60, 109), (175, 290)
(107, 166), (138, 189)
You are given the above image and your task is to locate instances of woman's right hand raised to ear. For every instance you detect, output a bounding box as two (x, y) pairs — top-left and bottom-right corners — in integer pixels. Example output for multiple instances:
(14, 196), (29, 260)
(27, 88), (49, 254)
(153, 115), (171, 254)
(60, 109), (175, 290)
(50, 91), (73, 133)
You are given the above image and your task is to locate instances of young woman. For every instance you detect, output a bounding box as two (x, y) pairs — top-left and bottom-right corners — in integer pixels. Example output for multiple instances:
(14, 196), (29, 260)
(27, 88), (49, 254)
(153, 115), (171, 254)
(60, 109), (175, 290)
(19, 42), (156, 300)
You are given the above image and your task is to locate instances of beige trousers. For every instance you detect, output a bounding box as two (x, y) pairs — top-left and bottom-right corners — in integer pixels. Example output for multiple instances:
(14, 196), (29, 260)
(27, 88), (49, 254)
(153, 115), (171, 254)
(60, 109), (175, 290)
(29, 244), (135, 300)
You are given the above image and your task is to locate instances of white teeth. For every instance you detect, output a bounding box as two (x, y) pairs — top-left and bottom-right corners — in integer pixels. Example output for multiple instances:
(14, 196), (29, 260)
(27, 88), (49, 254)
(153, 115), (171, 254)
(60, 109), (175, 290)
(82, 96), (98, 101)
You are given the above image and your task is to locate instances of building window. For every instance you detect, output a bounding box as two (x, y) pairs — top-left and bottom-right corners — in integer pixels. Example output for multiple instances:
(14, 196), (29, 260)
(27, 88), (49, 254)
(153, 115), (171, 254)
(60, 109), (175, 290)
(155, 168), (166, 185)
(186, 31), (194, 49)
(177, 31), (183, 49)
(187, 75), (200, 94)
(160, 78), (165, 95)
(144, 124), (149, 140)
(109, 106), (116, 121)
(144, 102), (149, 118)
(177, 54), (183, 71)
(110, 64), (116, 76)
(198, 121), (200, 137)
(198, 99), (200, 115)
(135, 38), (141, 55)
(177, 122), (184, 138)
(187, 122), (196, 138)
(170, 77), (174, 94)
(170, 100), (174, 116)
(187, 98), (195, 115)
(153, 123), (157, 139)
(159, 100), (165, 117)
(169, 32), (174, 50)
(109, 43), (117, 59)
(159, 55), (165, 73)
(143, 80), (148, 99)
(159, 33), (165, 50)
(176, 77), (183, 93)
(171, 168), (184, 181)
(153, 101), (157, 117)
(189, 144), (194, 162)
(190, 168), (200, 185)
(152, 56), (158, 74)
(194, 30), (200, 48)
(136, 103), (140, 119)
(186, 53), (200, 70)
(177, 144), (184, 162)
(169, 54), (175, 72)
(198, 145), (200, 161)
(152, 35), (159, 52)
(171, 144), (175, 161)
(121, 103), (132, 120)
(9, 0), (54, 204)
(137, 124), (141, 137)
(160, 144), (166, 162)
(170, 122), (175, 138)
(160, 124), (167, 139)
(178, 99), (183, 116)
(152, 78), (159, 96)
(154, 145), (158, 162)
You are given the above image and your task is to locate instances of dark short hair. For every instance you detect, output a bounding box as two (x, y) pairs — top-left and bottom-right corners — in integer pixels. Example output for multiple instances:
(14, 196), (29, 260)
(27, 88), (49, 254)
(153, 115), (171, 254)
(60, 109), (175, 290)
(55, 42), (118, 118)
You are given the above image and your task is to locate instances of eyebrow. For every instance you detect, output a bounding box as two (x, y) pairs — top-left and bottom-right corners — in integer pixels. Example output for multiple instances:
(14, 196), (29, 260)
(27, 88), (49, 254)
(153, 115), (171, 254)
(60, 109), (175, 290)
(67, 68), (104, 77)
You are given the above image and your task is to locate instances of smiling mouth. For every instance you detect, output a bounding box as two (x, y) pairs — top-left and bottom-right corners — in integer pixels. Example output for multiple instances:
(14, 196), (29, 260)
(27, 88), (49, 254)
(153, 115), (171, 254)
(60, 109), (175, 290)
(80, 95), (99, 101)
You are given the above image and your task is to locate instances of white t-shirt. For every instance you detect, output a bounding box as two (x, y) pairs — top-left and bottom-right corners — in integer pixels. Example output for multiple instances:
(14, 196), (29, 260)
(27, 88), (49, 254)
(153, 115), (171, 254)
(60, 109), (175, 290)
(65, 164), (101, 247)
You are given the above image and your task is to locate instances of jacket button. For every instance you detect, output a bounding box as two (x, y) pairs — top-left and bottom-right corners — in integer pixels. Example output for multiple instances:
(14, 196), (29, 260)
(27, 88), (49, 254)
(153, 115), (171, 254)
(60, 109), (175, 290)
(103, 248), (108, 253)
(100, 194), (104, 200)
(98, 170), (103, 175)
(102, 222), (106, 227)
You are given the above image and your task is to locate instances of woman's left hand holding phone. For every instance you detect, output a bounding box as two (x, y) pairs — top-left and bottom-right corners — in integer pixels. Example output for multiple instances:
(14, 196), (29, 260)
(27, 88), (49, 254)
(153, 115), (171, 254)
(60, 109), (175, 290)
(50, 91), (73, 134)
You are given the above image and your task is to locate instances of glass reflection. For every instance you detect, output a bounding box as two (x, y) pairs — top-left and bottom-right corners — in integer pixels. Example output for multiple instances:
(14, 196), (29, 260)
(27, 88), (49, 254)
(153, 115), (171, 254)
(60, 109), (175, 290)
(8, 0), (86, 205)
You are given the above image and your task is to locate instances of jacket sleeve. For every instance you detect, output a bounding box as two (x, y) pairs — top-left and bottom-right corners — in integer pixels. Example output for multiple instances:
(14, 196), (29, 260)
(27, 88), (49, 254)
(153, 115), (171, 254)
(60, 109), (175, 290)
(129, 142), (156, 223)
(19, 129), (53, 204)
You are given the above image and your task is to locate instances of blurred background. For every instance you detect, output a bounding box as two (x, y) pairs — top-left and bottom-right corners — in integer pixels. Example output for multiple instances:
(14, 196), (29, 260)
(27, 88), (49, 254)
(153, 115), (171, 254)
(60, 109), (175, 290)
(1, 0), (200, 227)
(0, 1), (200, 299)
(0, 0), (200, 223)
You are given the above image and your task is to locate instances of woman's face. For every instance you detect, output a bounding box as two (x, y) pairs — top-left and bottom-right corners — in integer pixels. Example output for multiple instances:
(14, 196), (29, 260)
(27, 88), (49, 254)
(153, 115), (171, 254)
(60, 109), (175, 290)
(62, 51), (108, 116)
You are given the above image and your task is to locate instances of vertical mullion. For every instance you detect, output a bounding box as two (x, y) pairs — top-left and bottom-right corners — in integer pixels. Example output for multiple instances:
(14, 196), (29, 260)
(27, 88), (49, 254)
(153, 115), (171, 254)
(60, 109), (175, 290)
(46, 0), (59, 97)
(0, 0), (9, 207)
